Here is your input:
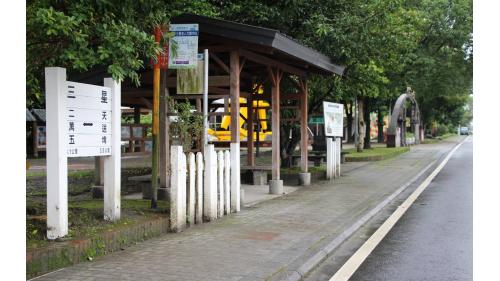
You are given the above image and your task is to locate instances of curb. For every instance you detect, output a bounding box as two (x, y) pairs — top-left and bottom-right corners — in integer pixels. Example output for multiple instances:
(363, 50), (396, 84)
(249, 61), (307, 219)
(278, 157), (438, 281)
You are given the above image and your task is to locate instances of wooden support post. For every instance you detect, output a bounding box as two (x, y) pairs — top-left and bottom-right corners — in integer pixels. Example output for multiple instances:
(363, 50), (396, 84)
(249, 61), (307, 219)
(133, 106), (141, 152)
(159, 70), (170, 189)
(94, 156), (104, 186)
(247, 91), (255, 166)
(230, 51), (240, 142)
(271, 69), (281, 180)
(230, 50), (241, 212)
(269, 68), (283, 194)
(103, 78), (121, 221)
(300, 79), (308, 173)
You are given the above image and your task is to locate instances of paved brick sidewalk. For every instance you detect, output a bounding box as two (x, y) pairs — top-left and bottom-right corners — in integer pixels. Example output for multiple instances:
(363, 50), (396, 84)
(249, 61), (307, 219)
(32, 138), (462, 281)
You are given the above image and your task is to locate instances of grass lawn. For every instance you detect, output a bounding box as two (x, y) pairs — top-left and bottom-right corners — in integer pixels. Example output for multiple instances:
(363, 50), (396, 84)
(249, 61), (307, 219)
(421, 133), (457, 144)
(27, 199), (169, 248)
(343, 146), (410, 162)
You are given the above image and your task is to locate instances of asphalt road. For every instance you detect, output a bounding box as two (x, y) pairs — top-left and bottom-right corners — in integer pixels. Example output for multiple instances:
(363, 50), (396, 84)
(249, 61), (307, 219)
(348, 137), (473, 281)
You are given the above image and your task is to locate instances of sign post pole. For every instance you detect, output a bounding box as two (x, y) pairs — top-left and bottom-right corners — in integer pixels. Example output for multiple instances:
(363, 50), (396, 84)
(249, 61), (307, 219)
(45, 67), (69, 239)
(45, 67), (120, 239)
(203, 49), (209, 146)
(103, 78), (121, 221)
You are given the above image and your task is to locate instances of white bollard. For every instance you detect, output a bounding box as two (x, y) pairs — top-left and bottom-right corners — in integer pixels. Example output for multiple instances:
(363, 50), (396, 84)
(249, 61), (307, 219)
(45, 67), (69, 239)
(224, 150), (231, 215)
(326, 137), (333, 180)
(170, 146), (187, 232)
(187, 152), (196, 225)
(204, 145), (217, 221)
(217, 151), (224, 218)
(230, 143), (241, 212)
(195, 152), (204, 224)
(103, 78), (121, 222)
(336, 138), (341, 178)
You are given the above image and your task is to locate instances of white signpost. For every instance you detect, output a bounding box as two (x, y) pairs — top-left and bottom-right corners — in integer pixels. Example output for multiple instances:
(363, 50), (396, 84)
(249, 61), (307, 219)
(323, 102), (344, 180)
(168, 24), (199, 69)
(45, 67), (121, 239)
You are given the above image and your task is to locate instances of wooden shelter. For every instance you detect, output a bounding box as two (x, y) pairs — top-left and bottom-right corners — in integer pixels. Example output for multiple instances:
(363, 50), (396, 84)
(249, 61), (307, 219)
(72, 14), (344, 190)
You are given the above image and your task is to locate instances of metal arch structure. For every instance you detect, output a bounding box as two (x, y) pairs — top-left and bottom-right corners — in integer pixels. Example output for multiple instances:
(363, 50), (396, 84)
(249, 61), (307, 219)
(387, 89), (421, 147)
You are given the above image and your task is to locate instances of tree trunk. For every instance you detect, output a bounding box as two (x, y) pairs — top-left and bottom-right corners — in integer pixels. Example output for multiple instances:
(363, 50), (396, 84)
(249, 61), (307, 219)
(377, 106), (384, 143)
(345, 101), (354, 143)
(357, 97), (365, 152)
(363, 97), (371, 149)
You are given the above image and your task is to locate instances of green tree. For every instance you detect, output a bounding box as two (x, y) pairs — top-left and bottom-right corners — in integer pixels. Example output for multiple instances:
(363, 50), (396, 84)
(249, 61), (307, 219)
(27, 0), (218, 108)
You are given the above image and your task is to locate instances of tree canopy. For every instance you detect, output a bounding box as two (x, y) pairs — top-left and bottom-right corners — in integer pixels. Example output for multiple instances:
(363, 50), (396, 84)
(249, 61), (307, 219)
(27, 0), (473, 129)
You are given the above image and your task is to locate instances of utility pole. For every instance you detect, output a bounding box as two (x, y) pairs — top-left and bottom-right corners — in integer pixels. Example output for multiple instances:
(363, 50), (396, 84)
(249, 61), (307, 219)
(151, 26), (163, 209)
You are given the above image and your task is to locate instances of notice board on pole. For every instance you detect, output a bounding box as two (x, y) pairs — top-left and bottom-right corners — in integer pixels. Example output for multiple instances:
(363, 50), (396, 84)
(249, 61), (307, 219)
(168, 24), (199, 69)
(323, 101), (344, 137)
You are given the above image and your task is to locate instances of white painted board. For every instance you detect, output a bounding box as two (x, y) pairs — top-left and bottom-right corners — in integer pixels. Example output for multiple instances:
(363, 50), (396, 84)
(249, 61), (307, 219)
(168, 24), (199, 69)
(323, 102), (344, 137)
(65, 82), (112, 157)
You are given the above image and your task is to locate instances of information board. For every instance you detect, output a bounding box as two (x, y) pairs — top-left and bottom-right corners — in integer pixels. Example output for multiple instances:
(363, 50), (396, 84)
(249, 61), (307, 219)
(168, 24), (199, 69)
(323, 102), (344, 137)
(66, 82), (112, 157)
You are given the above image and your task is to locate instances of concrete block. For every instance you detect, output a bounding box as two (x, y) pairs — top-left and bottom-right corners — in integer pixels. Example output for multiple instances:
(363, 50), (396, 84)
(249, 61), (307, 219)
(298, 173), (311, 186)
(253, 170), (268, 185)
(269, 179), (284, 194)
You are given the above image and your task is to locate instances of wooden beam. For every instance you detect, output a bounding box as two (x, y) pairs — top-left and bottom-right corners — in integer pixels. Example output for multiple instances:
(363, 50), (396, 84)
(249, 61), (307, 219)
(210, 52), (230, 74)
(300, 79), (308, 173)
(166, 75), (230, 88)
(230, 51), (240, 143)
(241, 49), (306, 77)
(140, 97), (152, 109)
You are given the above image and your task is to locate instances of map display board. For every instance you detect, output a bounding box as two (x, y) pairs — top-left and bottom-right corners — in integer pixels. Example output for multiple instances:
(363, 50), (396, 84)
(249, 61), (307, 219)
(168, 24), (199, 69)
(323, 101), (344, 137)
(66, 82), (112, 157)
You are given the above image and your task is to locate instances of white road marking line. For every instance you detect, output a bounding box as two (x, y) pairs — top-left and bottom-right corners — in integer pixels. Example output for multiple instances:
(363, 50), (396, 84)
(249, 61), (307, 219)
(329, 137), (468, 281)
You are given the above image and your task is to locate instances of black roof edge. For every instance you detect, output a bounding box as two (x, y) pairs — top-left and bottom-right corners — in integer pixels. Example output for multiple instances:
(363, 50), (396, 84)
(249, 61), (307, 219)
(171, 14), (345, 76)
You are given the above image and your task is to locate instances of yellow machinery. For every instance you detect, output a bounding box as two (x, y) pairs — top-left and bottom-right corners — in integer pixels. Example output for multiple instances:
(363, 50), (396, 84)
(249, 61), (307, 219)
(207, 86), (272, 142)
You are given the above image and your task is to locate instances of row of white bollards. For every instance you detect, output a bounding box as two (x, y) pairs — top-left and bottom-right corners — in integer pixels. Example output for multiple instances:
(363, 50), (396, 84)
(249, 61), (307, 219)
(170, 144), (239, 232)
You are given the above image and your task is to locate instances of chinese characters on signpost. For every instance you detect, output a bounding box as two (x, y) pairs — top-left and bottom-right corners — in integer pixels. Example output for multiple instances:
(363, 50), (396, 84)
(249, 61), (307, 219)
(65, 82), (112, 157)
